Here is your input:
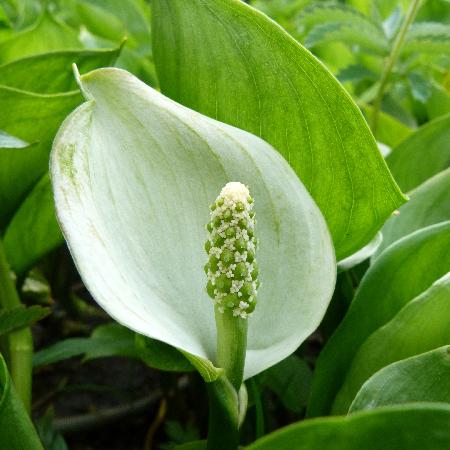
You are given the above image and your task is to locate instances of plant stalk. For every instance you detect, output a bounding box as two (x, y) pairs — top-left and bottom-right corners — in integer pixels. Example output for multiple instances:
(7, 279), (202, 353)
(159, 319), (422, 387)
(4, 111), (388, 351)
(206, 308), (248, 449)
(215, 308), (247, 392)
(207, 377), (240, 450)
(370, 0), (421, 134)
(0, 238), (33, 413)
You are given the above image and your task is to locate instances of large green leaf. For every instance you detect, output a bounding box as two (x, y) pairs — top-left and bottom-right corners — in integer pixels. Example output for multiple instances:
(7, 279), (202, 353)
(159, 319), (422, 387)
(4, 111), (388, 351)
(152, 0), (406, 259)
(386, 114), (450, 192)
(51, 67), (335, 379)
(0, 87), (81, 227)
(375, 169), (450, 257)
(3, 174), (63, 275)
(308, 222), (450, 417)
(0, 354), (44, 450)
(0, 46), (122, 93)
(333, 274), (450, 412)
(349, 346), (450, 412)
(246, 404), (450, 450)
(0, 11), (80, 64)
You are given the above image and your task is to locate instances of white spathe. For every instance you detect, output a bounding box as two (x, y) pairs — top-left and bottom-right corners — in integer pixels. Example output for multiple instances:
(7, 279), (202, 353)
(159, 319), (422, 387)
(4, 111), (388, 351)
(51, 68), (336, 379)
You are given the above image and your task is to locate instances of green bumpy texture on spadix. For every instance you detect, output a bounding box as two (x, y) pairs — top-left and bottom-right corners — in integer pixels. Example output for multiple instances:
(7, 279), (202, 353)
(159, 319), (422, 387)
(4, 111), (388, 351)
(51, 68), (336, 379)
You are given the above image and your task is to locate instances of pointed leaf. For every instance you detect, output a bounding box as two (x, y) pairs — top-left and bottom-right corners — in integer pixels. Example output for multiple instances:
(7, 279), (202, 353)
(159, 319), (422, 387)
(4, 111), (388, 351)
(247, 404), (450, 450)
(51, 67), (335, 379)
(374, 169), (450, 257)
(152, 0), (406, 259)
(349, 346), (450, 412)
(0, 46), (122, 93)
(386, 114), (450, 192)
(333, 274), (450, 412)
(308, 222), (450, 416)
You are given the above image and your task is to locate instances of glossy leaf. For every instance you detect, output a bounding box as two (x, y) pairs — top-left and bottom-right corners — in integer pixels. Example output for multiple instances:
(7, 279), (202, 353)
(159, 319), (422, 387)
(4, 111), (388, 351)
(350, 346), (450, 412)
(152, 0), (406, 259)
(0, 11), (80, 64)
(4, 174), (63, 275)
(338, 232), (382, 271)
(0, 87), (81, 227)
(333, 274), (450, 412)
(0, 46), (122, 93)
(308, 222), (450, 416)
(247, 404), (450, 450)
(386, 114), (450, 192)
(375, 169), (450, 257)
(0, 354), (44, 450)
(51, 67), (335, 379)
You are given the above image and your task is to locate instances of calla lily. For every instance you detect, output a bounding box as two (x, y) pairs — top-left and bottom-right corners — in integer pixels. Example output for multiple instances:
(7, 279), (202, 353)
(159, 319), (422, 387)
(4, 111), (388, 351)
(51, 67), (336, 379)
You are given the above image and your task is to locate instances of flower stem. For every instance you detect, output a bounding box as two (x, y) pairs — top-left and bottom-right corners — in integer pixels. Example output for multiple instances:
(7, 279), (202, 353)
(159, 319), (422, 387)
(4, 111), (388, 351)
(215, 308), (248, 392)
(207, 377), (240, 450)
(370, 0), (421, 134)
(0, 238), (33, 413)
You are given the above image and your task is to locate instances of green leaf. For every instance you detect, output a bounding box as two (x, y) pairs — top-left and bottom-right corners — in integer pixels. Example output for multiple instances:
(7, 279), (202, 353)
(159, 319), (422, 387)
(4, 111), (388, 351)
(135, 334), (194, 373)
(0, 11), (80, 64)
(3, 174), (63, 275)
(386, 113), (450, 192)
(0, 87), (81, 227)
(51, 67), (336, 379)
(246, 404), (450, 450)
(333, 274), (450, 413)
(337, 232), (382, 271)
(175, 442), (206, 450)
(33, 323), (139, 368)
(349, 346), (450, 412)
(152, 0), (406, 259)
(260, 354), (312, 413)
(374, 169), (450, 257)
(0, 46), (122, 93)
(0, 354), (44, 450)
(308, 222), (450, 417)
(426, 82), (450, 120)
(0, 305), (50, 336)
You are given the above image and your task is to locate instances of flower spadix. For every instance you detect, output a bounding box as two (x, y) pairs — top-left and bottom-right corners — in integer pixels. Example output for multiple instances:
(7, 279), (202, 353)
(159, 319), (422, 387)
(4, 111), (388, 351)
(51, 67), (336, 379)
(205, 182), (258, 318)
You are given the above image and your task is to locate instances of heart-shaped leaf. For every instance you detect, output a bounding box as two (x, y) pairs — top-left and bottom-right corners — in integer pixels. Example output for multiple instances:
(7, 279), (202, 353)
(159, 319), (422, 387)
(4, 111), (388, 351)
(308, 221), (450, 416)
(152, 0), (406, 259)
(349, 345), (450, 413)
(51, 67), (335, 379)
(333, 273), (450, 413)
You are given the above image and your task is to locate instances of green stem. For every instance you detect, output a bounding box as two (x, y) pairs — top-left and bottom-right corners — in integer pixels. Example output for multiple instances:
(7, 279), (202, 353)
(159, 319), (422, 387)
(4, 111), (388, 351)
(215, 308), (248, 392)
(207, 377), (240, 450)
(370, 0), (421, 134)
(0, 239), (33, 413)
(206, 308), (248, 449)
